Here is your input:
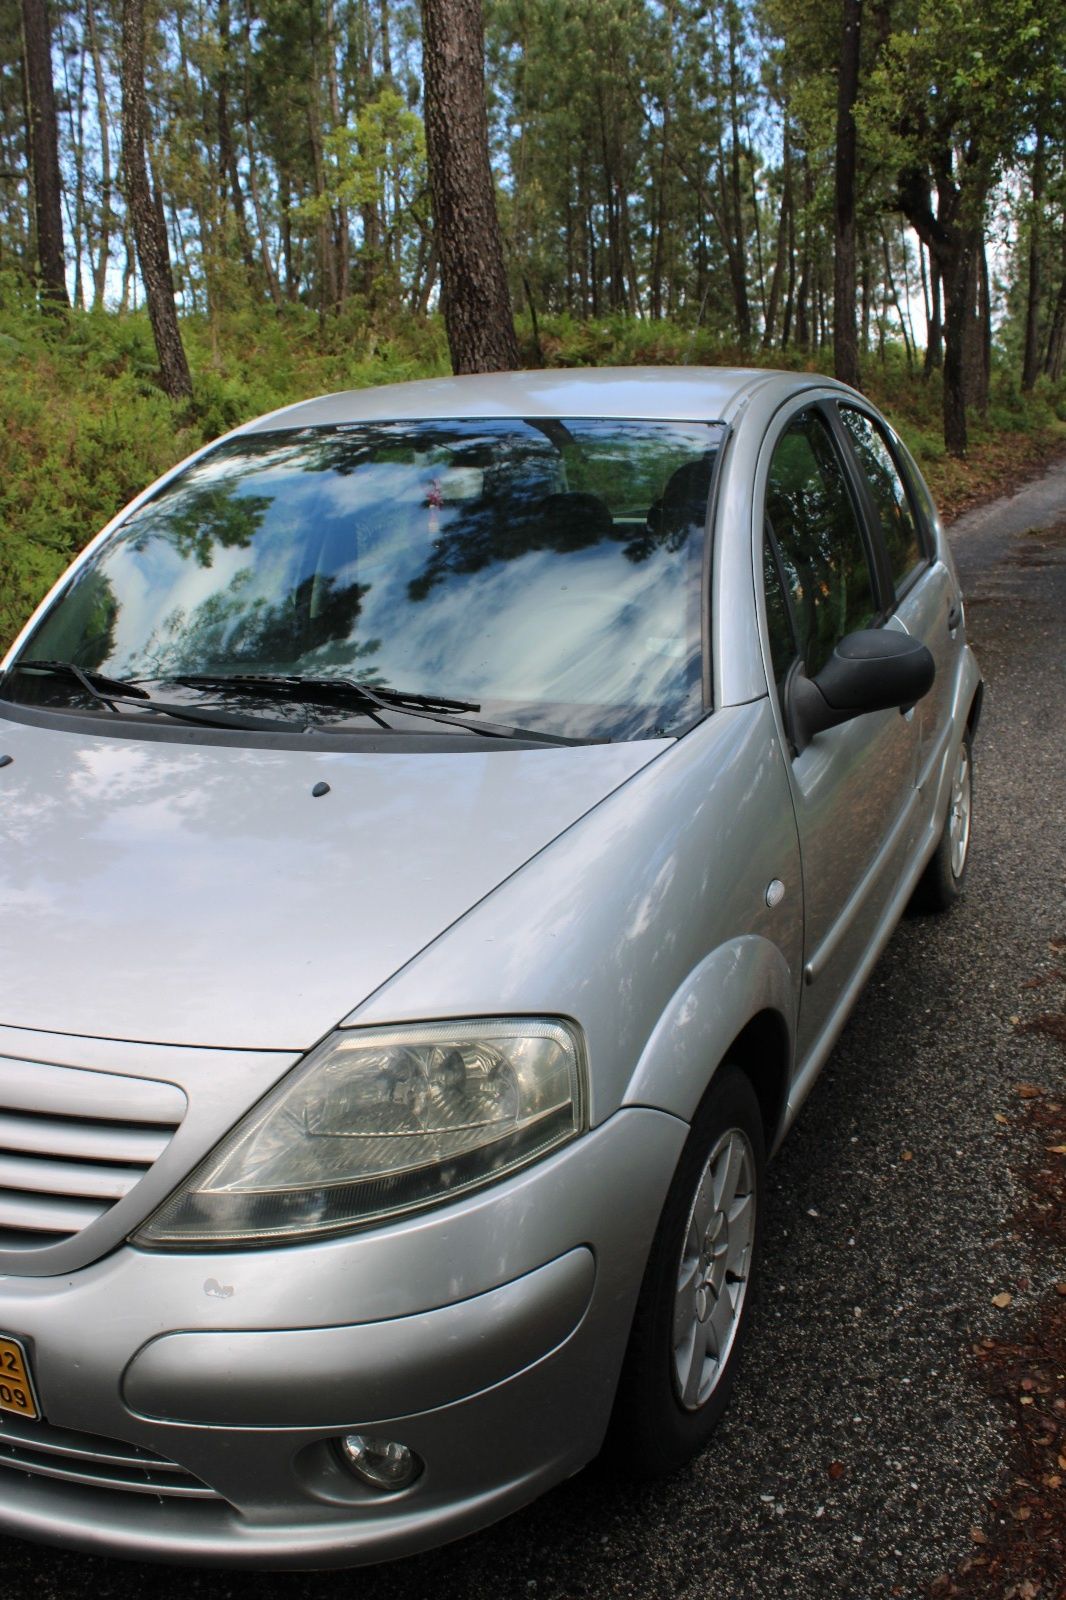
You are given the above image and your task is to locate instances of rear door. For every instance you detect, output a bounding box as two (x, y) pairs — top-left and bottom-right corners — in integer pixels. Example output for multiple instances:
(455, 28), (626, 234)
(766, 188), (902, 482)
(832, 403), (961, 797)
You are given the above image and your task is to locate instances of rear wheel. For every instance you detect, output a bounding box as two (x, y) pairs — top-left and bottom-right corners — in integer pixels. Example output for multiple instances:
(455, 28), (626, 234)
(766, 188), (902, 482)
(912, 731), (973, 912)
(606, 1065), (764, 1480)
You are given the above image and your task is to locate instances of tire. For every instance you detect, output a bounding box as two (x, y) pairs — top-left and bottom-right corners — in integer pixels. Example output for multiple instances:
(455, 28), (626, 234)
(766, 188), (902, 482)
(912, 730), (973, 913)
(605, 1065), (765, 1481)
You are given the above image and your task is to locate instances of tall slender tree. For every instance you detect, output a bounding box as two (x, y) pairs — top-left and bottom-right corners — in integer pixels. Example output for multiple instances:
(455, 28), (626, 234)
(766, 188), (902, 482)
(422, 0), (518, 372)
(21, 0), (68, 304)
(121, 0), (192, 398)
(833, 0), (861, 387)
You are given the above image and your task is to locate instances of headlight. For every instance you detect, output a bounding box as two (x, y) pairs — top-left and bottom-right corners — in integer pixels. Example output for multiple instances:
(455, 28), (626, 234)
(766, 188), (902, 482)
(135, 1018), (586, 1248)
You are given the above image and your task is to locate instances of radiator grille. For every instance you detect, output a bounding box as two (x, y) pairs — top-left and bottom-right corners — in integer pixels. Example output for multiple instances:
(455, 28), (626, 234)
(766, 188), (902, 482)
(0, 1410), (222, 1500)
(0, 1055), (185, 1251)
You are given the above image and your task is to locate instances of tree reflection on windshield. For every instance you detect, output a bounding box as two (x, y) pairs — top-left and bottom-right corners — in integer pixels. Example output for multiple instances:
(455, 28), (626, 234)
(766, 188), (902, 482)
(15, 418), (723, 742)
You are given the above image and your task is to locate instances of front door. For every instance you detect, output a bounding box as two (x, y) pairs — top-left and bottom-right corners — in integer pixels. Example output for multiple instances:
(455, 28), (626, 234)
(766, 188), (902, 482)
(759, 405), (921, 1062)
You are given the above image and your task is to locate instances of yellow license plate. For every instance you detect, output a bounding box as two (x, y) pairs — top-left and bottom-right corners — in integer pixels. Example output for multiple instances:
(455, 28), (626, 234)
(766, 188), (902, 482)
(0, 1336), (40, 1420)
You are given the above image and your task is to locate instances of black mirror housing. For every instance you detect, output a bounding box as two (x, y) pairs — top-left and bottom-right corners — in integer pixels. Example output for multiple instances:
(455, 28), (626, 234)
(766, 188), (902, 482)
(790, 628), (935, 750)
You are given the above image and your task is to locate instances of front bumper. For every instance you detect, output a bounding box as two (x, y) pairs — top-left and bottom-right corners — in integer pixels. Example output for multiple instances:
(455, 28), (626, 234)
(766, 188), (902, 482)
(0, 1106), (685, 1568)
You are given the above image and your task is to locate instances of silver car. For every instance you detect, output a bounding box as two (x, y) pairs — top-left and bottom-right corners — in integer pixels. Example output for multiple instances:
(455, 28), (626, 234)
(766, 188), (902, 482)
(0, 368), (979, 1567)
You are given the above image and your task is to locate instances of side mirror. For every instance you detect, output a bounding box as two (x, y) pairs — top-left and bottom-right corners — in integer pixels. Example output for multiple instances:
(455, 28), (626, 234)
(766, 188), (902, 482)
(789, 628), (935, 751)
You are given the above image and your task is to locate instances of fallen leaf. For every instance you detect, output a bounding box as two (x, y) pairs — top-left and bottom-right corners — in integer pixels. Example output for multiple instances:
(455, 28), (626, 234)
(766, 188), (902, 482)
(994, 1112), (1010, 1124)
(1059, 1453), (1066, 1470)
(1046, 1144), (1066, 1155)
(1045, 1474), (1062, 1489)
(1020, 1377), (1036, 1391)
(901, 1149), (913, 1161)
(1013, 1505), (1031, 1520)
(1020, 1395), (1034, 1405)
(1016, 1084), (1044, 1099)
(970, 1527), (987, 1545)
(992, 1291), (1013, 1308)
(827, 1460), (845, 1480)
(1056, 1283), (1066, 1297)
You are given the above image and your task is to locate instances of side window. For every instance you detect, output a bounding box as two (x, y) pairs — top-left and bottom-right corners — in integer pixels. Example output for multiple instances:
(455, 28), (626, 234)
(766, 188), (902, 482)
(765, 410), (878, 679)
(838, 407), (924, 593)
(762, 528), (796, 697)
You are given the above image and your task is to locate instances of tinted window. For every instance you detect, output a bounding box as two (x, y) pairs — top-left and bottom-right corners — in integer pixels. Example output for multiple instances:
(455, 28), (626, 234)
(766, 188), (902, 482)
(762, 530), (796, 696)
(838, 407), (924, 592)
(14, 419), (722, 743)
(765, 411), (877, 678)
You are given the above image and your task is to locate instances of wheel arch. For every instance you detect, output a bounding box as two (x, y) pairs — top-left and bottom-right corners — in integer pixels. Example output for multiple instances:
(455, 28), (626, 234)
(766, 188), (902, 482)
(621, 934), (796, 1152)
(718, 1009), (791, 1155)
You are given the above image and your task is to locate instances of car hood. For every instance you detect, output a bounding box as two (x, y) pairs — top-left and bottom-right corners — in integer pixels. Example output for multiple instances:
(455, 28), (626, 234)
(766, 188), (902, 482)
(0, 718), (667, 1049)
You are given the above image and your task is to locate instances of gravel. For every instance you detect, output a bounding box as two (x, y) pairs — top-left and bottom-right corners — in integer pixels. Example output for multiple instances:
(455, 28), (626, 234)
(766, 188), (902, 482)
(1, 457), (1064, 1600)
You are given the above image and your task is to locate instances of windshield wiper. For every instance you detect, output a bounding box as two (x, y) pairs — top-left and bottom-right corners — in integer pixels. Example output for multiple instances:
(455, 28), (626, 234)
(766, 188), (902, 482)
(10, 659), (152, 702)
(175, 673), (592, 745)
(9, 659), (308, 734)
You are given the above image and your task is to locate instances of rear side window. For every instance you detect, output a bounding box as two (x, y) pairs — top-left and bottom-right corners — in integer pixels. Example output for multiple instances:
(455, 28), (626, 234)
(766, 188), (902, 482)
(764, 410), (878, 678)
(838, 407), (924, 594)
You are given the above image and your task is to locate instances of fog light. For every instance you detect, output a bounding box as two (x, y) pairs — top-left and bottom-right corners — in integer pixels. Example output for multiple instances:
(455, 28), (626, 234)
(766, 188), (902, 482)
(338, 1433), (422, 1491)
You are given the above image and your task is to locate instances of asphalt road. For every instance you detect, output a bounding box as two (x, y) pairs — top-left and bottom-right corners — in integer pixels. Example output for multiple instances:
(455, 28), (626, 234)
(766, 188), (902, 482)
(2, 457), (1064, 1600)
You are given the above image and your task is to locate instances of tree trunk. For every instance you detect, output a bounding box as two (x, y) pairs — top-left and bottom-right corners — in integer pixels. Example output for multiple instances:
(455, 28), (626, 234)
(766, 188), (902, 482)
(355, 0), (381, 295)
(1044, 266), (1066, 382)
(781, 157), (797, 348)
(833, 0), (861, 386)
(747, 112), (767, 330)
(924, 252), (943, 372)
(323, 0), (349, 307)
(86, 0), (112, 308)
(1021, 119), (1046, 392)
(21, 0), (68, 305)
(217, 0), (256, 279)
(899, 165), (983, 455)
(794, 153), (813, 349)
(240, 0), (282, 307)
(725, 9), (750, 344)
(881, 226), (913, 369)
(379, 0), (393, 77)
(121, 0), (192, 399)
(422, 0), (518, 373)
(58, 11), (88, 307)
(942, 243), (976, 455)
(763, 131), (791, 349)
(976, 238), (991, 413)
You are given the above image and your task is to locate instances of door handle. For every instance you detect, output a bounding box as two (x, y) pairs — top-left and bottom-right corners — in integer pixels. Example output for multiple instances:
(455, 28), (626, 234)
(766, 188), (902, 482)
(947, 601), (962, 633)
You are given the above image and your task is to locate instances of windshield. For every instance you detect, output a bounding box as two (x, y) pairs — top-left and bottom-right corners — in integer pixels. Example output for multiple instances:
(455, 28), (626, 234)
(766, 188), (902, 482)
(8, 417), (722, 742)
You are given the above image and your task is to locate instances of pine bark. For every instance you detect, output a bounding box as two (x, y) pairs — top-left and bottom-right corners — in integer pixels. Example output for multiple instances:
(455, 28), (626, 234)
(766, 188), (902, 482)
(833, 0), (861, 387)
(899, 165), (982, 455)
(86, 0), (112, 308)
(120, 0), (192, 399)
(21, 0), (68, 305)
(422, 0), (519, 373)
(1021, 120), (1046, 392)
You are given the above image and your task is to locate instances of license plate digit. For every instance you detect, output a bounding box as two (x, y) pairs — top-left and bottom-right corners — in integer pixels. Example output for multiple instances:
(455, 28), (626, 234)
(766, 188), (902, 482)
(0, 1336), (40, 1420)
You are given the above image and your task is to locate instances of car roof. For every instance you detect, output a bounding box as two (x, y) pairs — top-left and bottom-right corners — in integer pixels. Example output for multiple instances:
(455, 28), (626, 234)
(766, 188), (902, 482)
(239, 366), (815, 433)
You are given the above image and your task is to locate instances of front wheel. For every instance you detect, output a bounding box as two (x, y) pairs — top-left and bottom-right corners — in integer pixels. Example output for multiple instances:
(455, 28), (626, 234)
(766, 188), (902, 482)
(605, 1065), (765, 1480)
(912, 731), (973, 913)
